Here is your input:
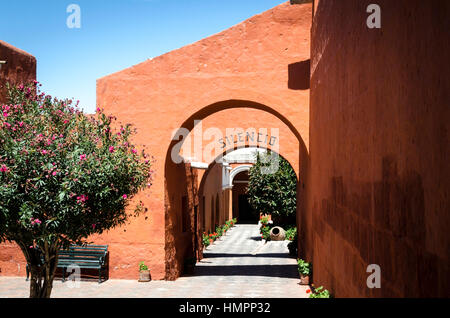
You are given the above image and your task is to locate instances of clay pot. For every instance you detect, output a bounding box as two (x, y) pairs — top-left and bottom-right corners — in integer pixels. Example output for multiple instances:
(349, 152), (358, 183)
(299, 274), (309, 285)
(270, 227), (286, 241)
(139, 270), (151, 282)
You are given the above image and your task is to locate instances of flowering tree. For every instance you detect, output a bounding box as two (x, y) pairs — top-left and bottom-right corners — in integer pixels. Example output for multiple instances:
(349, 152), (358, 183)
(0, 82), (153, 298)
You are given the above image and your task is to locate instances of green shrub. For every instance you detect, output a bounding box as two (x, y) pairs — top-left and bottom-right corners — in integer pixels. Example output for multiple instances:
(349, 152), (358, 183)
(202, 232), (210, 247)
(309, 286), (331, 298)
(297, 259), (311, 276)
(215, 225), (223, 237)
(260, 224), (271, 241)
(285, 226), (297, 241)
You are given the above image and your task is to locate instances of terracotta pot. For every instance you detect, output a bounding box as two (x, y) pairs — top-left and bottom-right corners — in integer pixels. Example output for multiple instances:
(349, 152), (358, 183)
(299, 274), (309, 285)
(139, 270), (151, 282)
(270, 227), (286, 241)
(209, 239), (214, 245)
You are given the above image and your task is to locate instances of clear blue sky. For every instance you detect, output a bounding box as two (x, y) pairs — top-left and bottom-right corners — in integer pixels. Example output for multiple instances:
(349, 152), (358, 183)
(1, 0), (286, 113)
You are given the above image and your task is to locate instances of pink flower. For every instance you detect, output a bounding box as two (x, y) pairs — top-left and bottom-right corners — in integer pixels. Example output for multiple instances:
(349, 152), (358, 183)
(92, 224), (96, 229)
(30, 218), (42, 226)
(131, 149), (137, 154)
(0, 165), (8, 172)
(109, 146), (115, 153)
(80, 154), (87, 161)
(41, 150), (48, 155)
(52, 171), (57, 176)
(76, 194), (88, 204)
(122, 194), (128, 199)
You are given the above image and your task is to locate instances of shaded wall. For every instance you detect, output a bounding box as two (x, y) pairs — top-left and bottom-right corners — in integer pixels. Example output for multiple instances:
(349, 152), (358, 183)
(199, 163), (224, 233)
(309, 0), (450, 297)
(0, 41), (36, 277)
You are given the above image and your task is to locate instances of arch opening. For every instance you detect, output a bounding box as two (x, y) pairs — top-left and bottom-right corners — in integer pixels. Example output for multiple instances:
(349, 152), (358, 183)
(163, 100), (308, 280)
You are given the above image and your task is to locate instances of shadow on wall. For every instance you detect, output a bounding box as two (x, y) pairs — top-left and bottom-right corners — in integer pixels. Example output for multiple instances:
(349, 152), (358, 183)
(288, 60), (310, 90)
(313, 156), (443, 297)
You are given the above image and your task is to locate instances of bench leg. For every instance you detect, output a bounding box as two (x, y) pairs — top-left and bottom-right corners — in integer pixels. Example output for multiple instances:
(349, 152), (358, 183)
(98, 268), (102, 284)
(62, 267), (66, 282)
(26, 264), (29, 281)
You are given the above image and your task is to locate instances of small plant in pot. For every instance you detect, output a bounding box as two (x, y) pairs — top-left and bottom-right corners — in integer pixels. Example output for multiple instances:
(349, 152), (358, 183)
(202, 232), (210, 249)
(138, 261), (151, 282)
(307, 286), (331, 298)
(297, 259), (311, 285)
(184, 257), (197, 275)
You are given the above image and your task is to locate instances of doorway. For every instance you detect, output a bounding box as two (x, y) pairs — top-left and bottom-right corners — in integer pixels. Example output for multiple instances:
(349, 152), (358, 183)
(237, 194), (257, 224)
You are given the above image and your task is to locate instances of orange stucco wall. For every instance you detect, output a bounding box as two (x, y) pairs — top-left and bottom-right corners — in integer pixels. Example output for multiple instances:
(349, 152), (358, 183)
(309, 0), (450, 297)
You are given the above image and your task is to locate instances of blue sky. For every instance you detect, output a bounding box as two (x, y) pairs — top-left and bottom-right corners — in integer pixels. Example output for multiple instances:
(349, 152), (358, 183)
(1, 0), (286, 113)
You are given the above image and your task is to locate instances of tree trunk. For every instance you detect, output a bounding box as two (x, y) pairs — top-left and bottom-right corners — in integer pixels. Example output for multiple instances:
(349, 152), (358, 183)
(18, 241), (60, 298)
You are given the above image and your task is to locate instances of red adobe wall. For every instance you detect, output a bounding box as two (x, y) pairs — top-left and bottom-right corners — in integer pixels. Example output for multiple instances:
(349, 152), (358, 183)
(96, 2), (312, 280)
(0, 41), (36, 277)
(309, 0), (450, 297)
(0, 41), (36, 104)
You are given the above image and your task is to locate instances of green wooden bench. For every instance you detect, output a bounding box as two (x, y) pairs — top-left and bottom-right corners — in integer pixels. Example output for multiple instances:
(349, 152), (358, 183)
(26, 245), (108, 284)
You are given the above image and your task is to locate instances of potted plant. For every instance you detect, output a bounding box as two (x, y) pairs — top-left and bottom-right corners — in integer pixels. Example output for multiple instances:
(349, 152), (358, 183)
(184, 257), (197, 275)
(307, 286), (331, 298)
(202, 232), (210, 250)
(208, 232), (216, 245)
(297, 259), (311, 285)
(138, 261), (151, 282)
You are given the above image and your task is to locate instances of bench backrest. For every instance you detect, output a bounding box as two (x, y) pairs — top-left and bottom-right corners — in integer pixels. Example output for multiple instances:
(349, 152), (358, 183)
(58, 245), (108, 267)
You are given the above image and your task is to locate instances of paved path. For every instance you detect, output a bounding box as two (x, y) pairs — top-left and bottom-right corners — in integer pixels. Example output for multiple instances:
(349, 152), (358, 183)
(0, 224), (308, 298)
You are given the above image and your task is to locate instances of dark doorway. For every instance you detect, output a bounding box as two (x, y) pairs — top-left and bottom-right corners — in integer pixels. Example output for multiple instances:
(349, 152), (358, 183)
(238, 194), (257, 224)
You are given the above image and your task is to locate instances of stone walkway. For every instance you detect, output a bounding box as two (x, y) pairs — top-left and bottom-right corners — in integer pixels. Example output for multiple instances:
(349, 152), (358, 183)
(0, 224), (308, 298)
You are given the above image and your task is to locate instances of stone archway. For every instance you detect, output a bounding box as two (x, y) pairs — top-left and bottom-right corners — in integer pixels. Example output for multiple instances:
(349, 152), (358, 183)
(229, 165), (253, 184)
(164, 101), (308, 280)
